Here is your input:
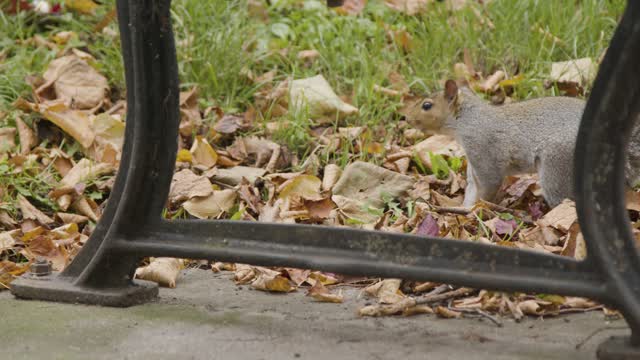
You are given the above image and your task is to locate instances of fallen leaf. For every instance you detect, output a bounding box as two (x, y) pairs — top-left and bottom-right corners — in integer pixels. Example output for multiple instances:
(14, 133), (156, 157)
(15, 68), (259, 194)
(169, 169), (213, 203)
(16, 99), (95, 148)
(190, 136), (218, 168)
(332, 162), (413, 222)
(26, 235), (68, 271)
(297, 49), (321, 62)
(182, 189), (237, 219)
(335, 0), (367, 15)
(322, 164), (342, 191)
(251, 267), (296, 292)
(135, 258), (184, 288)
(416, 214), (439, 237)
(435, 306), (462, 318)
(18, 195), (54, 225)
(289, 75), (358, 124)
(58, 158), (113, 189)
(214, 114), (249, 135)
(0, 127), (16, 153)
(539, 199), (577, 232)
(39, 55), (108, 109)
(413, 135), (464, 168)
(307, 281), (344, 303)
(65, 0), (99, 14)
(365, 279), (404, 304)
(305, 198), (337, 221)
(88, 113), (125, 164)
(549, 58), (596, 88)
(55, 212), (89, 224)
(15, 117), (36, 155)
(384, 0), (429, 15)
(205, 166), (267, 186)
(278, 174), (323, 201)
(0, 232), (16, 251)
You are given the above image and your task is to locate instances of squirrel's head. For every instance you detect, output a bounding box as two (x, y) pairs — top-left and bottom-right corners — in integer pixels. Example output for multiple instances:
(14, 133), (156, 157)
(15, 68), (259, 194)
(406, 79), (460, 135)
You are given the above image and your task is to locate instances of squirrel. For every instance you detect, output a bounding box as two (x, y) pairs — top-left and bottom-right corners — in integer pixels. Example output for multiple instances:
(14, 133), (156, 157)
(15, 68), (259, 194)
(406, 80), (640, 207)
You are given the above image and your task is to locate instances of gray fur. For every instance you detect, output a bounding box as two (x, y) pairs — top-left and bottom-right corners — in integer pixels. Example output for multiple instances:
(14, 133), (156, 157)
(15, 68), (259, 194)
(448, 88), (635, 207)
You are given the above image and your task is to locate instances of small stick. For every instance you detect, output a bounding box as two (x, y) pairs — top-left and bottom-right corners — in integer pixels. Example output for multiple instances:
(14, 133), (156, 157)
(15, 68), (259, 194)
(415, 287), (475, 305)
(448, 304), (503, 327)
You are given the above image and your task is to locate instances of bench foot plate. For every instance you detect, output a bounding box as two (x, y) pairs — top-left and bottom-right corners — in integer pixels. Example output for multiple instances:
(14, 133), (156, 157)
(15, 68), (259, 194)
(11, 272), (158, 307)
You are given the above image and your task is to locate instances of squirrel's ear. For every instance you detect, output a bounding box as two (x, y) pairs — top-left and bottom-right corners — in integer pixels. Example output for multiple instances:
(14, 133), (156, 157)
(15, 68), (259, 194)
(444, 80), (458, 102)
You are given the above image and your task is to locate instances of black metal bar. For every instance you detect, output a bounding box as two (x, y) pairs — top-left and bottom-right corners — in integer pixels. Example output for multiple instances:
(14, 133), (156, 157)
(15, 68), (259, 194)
(575, 0), (640, 344)
(113, 220), (605, 299)
(9, 0), (640, 357)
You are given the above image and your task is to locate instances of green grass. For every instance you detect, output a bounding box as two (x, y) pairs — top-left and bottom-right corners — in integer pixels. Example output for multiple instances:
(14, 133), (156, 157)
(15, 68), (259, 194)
(0, 0), (626, 160)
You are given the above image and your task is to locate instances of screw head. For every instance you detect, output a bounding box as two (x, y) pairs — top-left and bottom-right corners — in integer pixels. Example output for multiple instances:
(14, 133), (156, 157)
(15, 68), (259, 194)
(30, 258), (52, 276)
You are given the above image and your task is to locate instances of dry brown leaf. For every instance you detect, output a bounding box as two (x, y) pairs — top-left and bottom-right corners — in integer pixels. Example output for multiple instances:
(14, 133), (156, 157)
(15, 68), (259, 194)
(16, 99), (95, 148)
(59, 158), (113, 189)
(322, 164), (342, 191)
(26, 235), (68, 271)
(358, 297), (418, 317)
(297, 49), (321, 62)
(169, 169), (213, 203)
(234, 264), (257, 284)
(15, 117), (36, 155)
(539, 199), (577, 232)
(413, 135), (464, 168)
(289, 75), (358, 124)
(71, 196), (100, 222)
(549, 58), (596, 88)
(435, 306), (462, 318)
(251, 267), (296, 292)
(18, 195), (54, 225)
(307, 281), (344, 303)
(88, 113), (125, 164)
(227, 137), (283, 172)
(307, 271), (341, 286)
(214, 114), (249, 135)
(332, 161), (413, 223)
(55, 212), (89, 224)
(0, 127), (16, 153)
(278, 174), (323, 201)
(305, 198), (337, 221)
(365, 279), (405, 304)
(0, 232), (16, 251)
(517, 300), (541, 316)
(0, 211), (17, 227)
(285, 268), (311, 286)
(39, 55), (108, 109)
(205, 166), (266, 186)
(182, 189), (237, 219)
(135, 258), (184, 288)
(384, 0), (429, 15)
(190, 136), (218, 168)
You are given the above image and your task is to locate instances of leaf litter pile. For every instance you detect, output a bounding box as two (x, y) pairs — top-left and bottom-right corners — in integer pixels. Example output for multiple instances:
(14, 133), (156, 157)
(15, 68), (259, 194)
(0, 0), (633, 324)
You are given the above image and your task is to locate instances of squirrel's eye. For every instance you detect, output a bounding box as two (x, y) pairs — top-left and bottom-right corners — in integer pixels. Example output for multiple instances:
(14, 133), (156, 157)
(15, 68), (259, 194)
(421, 101), (433, 111)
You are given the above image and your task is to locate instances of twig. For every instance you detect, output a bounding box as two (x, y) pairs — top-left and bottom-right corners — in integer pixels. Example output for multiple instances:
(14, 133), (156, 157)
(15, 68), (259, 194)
(415, 287), (475, 305)
(448, 304), (503, 327)
(433, 206), (470, 216)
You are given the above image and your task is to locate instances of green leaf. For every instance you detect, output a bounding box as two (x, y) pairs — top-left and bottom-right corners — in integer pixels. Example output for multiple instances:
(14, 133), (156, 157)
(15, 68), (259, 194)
(429, 152), (450, 179)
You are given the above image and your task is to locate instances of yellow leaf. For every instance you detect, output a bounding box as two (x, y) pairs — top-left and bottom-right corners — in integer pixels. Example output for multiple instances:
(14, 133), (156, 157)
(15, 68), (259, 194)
(498, 74), (524, 88)
(176, 149), (193, 163)
(278, 174), (323, 201)
(190, 136), (218, 168)
(65, 0), (99, 14)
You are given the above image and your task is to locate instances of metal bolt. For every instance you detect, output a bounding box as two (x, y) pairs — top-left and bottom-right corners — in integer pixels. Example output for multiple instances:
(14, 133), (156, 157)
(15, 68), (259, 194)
(30, 258), (52, 276)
